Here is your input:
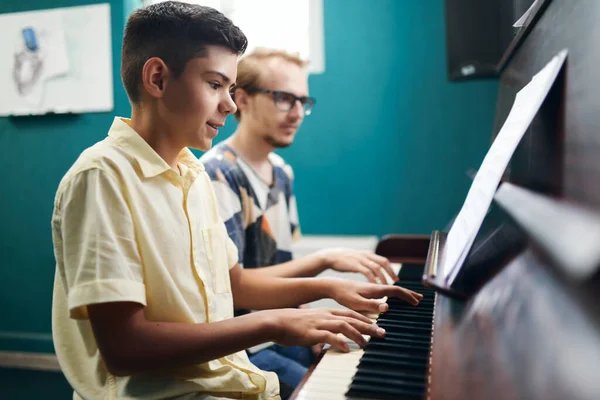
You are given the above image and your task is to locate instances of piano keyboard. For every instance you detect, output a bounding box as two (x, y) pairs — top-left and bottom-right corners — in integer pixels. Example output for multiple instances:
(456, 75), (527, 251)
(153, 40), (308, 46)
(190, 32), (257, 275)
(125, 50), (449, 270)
(293, 280), (436, 400)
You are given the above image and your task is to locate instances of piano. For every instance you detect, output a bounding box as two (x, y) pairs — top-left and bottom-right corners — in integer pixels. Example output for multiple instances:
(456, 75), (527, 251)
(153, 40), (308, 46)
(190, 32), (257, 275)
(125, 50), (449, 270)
(291, 1), (600, 399)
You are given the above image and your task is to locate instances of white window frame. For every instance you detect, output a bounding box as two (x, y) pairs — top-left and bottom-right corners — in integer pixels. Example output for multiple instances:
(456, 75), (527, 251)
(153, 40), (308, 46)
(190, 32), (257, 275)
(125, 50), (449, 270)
(142, 0), (325, 74)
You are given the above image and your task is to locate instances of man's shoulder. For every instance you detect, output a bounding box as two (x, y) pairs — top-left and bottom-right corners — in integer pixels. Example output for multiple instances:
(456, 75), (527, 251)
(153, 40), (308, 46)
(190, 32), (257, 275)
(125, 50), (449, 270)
(268, 152), (294, 181)
(201, 143), (243, 178)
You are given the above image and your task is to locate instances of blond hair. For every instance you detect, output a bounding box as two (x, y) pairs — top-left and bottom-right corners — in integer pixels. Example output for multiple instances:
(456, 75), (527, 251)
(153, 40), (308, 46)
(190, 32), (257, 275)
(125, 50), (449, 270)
(234, 48), (308, 120)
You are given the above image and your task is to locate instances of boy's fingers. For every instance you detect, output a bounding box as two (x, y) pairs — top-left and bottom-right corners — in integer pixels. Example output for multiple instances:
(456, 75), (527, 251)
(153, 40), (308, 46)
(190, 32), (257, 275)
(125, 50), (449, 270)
(319, 321), (367, 348)
(330, 308), (373, 324)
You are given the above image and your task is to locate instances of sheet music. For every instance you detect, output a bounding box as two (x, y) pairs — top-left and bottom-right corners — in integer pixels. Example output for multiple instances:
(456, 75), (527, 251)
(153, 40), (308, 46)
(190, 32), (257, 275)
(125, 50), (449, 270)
(513, 0), (541, 28)
(442, 49), (568, 284)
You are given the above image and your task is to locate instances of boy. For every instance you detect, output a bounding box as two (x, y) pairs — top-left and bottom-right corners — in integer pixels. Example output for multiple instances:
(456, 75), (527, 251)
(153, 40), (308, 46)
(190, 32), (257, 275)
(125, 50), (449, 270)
(51, 2), (422, 399)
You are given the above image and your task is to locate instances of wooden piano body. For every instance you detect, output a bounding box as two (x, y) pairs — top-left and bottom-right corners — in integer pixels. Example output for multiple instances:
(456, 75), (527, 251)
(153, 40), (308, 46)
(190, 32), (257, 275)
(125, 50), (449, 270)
(292, 0), (600, 398)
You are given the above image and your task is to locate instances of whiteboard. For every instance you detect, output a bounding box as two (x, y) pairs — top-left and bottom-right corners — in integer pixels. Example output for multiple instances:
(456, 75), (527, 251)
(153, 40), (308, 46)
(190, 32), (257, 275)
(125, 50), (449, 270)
(0, 3), (113, 116)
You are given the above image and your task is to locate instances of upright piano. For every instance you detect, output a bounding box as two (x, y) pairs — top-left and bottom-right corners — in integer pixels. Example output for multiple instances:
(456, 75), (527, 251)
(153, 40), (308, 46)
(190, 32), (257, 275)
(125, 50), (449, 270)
(292, 1), (600, 399)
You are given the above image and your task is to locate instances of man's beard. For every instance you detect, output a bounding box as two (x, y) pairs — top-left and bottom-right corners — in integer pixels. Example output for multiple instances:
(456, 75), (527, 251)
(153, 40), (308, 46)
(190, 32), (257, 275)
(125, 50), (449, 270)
(264, 134), (293, 149)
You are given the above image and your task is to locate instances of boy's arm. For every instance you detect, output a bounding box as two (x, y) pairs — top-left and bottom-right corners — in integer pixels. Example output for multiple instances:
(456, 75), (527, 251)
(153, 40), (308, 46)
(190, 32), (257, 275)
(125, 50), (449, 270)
(88, 301), (274, 375)
(230, 264), (422, 313)
(88, 301), (383, 376)
(58, 169), (385, 376)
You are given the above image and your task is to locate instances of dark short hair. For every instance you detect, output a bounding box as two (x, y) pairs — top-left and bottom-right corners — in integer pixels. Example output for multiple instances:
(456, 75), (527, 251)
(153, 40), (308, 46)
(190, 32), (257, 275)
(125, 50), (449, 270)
(121, 1), (247, 104)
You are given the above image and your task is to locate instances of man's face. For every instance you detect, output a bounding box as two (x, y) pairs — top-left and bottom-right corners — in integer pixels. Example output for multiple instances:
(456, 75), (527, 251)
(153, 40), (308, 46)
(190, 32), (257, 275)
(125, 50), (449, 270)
(159, 45), (238, 151)
(244, 59), (310, 149)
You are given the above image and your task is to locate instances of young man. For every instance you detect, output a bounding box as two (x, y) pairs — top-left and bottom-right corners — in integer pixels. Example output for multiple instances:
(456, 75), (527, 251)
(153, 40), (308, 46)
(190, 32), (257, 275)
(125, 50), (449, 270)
(201, 49), (401, 390)
(51, 3), (422, 400)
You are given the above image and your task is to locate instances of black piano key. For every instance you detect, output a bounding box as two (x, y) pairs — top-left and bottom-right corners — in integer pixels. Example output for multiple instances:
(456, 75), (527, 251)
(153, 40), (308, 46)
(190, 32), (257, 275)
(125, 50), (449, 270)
(359, 354), (428, 373)
(377, 317), (433, 328)
(366, 340), (430, 354)
(364, 340), (429, 354)
(383, 306), (433, 313)
(384, 306), (433, 314)
(381, 312), (433, 321)
(388, 299), (435, 307)
(347, 382), (424, 400)
(382, 308), (433, 316)
(372, 331), (431, 343)
(377, 321), (432, 334)
(355, 366), (426, 382)
(379, 313), (433, 323)
(362, 348), (429, 364)
(369, 336), (431, 349)
(384, 310), (433, 317)
(377, 336), (430, 345)
(346, 279), (435, 400)
(361, 349), (428, 365)
(351, 373), (426, 390)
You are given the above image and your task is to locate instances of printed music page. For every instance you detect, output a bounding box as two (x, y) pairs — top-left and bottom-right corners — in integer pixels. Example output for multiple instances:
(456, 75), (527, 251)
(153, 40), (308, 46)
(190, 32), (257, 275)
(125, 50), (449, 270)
(442, 49), (568, 285)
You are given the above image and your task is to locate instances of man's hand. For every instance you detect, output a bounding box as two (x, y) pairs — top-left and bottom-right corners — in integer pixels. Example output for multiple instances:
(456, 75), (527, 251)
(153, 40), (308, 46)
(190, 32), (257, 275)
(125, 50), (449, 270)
(265, 308), (386, 353)
(327, 279), (423, 314)
(317, 248), (398, 283)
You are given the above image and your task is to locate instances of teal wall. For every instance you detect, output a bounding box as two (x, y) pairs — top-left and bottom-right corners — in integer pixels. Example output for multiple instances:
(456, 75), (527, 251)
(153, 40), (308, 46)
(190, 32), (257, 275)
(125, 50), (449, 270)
(0, 0), (130, 353)
(213, 0), (498, 236)
(0, 0), (130, 396)
(0, 1), (497, 395)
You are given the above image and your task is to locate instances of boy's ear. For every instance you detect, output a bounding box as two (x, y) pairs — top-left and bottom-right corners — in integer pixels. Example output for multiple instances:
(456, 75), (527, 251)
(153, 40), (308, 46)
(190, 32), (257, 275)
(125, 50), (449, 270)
(141, 57), (169, 99)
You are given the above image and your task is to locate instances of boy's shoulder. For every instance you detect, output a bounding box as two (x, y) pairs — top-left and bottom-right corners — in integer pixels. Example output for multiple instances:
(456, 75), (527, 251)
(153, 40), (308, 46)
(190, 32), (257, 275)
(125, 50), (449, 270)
(55, 137), (135, 204)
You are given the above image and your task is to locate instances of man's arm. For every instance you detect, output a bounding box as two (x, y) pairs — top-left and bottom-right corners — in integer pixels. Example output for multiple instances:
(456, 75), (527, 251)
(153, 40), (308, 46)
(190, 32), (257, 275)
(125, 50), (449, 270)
(251, 249), (399, 283)
(230, 264), (422, 313)
(251, 252), (327, 278)
(88, 301), (383, 376)
(205, 161), (398, 283)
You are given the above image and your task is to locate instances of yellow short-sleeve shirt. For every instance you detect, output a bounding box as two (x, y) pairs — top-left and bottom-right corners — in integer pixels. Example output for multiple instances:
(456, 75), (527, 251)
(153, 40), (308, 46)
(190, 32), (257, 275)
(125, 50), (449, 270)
(51, 117), (280, 400)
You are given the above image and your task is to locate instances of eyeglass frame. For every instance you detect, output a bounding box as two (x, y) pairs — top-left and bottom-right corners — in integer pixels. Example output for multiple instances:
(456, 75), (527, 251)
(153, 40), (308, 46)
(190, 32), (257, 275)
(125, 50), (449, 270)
(242, 87), (316, 115)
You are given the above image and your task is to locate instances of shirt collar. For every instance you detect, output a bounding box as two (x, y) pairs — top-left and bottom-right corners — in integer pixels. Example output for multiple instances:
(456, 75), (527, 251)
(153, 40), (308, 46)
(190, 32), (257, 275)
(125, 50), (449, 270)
(107, 117), (205, 178)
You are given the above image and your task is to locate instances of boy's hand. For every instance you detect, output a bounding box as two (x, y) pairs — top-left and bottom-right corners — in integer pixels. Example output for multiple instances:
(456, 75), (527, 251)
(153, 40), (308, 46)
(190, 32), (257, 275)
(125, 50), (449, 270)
(266, 308), (385, 353)
(311, 343), (325, 356)
(328, 279), (423, 313)
(317, 248), (399, 283)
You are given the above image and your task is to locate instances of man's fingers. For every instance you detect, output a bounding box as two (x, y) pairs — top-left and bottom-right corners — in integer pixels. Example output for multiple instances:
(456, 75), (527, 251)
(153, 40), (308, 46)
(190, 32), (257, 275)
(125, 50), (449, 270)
(360, 257), (389, 284)
(364, 253), (398, 282)
(357, 265), (377, 283)
(363, 252), (391, 269)
(373, 256), (399, 282)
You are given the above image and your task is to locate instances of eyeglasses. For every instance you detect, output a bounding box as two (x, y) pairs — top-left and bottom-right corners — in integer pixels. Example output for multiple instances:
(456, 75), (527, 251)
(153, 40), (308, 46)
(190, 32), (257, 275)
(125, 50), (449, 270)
(246, 88), (316, 116)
